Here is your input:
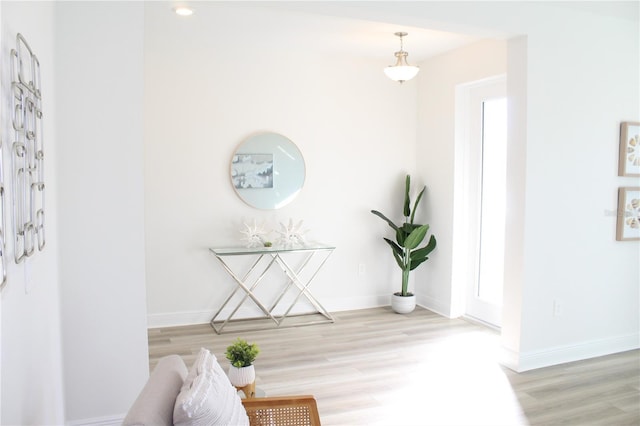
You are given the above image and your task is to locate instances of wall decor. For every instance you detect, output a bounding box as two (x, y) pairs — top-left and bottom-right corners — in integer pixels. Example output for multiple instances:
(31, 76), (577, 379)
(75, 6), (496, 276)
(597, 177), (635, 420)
(619, 121), (640, 177)
(230, 133), (305, 210)
(240, 219), (269, 248)
(231, 153), (273, 189)
(10, 33), (45, 263)
(616, 187), (640, 241)
(275, 218), (308, 248)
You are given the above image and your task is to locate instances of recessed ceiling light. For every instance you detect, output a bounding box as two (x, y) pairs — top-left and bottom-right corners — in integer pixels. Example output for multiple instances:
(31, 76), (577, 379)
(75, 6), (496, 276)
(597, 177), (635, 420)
(174, 6), (193, 16)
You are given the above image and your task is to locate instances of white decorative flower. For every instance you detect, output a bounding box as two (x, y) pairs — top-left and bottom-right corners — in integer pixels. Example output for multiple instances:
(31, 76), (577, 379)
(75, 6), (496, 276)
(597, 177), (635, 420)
(240, 220), (268, 248)
(275, 219), (308, 248)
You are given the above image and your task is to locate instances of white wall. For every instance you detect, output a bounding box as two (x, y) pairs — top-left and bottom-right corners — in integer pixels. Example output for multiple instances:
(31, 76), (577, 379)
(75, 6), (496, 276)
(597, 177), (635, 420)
(143, 3), (419, 326)
(502, 35), (528, 365)
(0, 2), (65, 425)
(513, 5), (639, 370)
(55, 2), (149, 423)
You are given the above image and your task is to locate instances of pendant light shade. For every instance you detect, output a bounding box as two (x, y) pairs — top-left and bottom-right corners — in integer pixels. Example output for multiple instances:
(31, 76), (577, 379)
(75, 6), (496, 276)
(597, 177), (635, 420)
(384, 32), (419, 83)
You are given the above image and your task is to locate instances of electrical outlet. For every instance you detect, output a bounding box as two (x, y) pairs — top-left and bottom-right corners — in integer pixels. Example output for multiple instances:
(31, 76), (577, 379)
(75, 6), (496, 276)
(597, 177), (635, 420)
(553, 300), (562, 316)
(358, 263), (366, 276)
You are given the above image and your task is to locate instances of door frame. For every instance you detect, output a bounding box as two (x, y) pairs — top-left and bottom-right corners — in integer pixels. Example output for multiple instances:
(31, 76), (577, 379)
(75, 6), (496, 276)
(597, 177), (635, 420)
(452, 74), (507, 328)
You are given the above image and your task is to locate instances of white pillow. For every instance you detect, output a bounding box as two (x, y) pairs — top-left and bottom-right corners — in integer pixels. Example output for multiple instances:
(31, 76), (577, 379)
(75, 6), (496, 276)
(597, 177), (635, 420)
(174, 355), (249, 426)
(181, 348), (215, 392)
(199, 352), (217, 375)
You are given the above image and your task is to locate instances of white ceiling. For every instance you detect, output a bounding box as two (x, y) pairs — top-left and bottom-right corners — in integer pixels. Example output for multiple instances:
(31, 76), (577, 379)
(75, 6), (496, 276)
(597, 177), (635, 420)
(177, 2), (484, 62)
(175, 1), (638, 63)
(257, 11), (485, 62)
(548, 1), (639, 21)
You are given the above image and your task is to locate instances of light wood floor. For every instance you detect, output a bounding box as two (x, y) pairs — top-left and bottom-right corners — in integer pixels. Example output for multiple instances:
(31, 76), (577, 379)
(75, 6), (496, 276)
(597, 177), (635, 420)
(148, 307), (640, 425)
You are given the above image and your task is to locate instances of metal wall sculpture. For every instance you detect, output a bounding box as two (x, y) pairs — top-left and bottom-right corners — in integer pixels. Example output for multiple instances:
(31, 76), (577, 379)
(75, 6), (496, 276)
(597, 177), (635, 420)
(10, 33), (44, 267)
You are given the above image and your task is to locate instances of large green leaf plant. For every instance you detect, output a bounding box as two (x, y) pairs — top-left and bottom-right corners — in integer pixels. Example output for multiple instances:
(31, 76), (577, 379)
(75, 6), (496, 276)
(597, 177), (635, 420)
(371, 175), (437, 297)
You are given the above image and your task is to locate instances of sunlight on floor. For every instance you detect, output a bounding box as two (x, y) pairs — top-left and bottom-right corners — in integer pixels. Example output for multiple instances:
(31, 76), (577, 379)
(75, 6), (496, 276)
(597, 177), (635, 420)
(325, 331), (528, 426)
(379, 333), (526, 425)
(153, 308), (639, 426)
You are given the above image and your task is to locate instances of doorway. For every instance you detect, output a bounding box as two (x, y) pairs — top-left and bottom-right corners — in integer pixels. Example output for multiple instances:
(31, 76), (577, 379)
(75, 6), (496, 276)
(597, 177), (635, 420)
(457, 76), (507, 328)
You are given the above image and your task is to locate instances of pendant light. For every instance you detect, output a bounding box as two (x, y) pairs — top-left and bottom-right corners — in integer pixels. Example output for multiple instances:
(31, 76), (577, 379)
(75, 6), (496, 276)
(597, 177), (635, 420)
(384, 32), (419, 83)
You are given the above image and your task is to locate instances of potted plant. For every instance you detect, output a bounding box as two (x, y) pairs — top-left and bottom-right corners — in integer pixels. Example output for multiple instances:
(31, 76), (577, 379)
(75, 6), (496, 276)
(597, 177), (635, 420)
(225, 338), (260, 388)
(371, 174), (437, 313)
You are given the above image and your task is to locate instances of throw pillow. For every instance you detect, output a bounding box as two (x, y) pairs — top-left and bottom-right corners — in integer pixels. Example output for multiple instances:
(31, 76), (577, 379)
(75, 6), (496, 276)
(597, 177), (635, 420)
(181, 348), (214, 392)
(174, 354), (249, 426)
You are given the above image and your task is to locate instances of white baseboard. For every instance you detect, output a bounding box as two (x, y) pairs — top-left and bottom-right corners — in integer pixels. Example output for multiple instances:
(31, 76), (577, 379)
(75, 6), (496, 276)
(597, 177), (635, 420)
(323, 295), (388, 312)
(147, 296), (390, 328)
(417, 294), (452, 318)
(501, 332), (640, 372)
(147, 309), (213, 328)
(500, 346), (521, 372)
(67, 414), (124, 426)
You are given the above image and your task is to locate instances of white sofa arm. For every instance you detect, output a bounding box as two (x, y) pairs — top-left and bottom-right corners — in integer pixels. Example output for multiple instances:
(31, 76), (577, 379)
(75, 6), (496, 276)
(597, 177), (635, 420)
(123, 355), (188, 426)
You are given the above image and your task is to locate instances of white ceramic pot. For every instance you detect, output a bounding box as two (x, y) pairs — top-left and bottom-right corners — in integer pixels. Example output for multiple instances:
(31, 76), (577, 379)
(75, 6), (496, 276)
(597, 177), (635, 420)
(391, 293), (416, 314)
(228, 365), (255, 387)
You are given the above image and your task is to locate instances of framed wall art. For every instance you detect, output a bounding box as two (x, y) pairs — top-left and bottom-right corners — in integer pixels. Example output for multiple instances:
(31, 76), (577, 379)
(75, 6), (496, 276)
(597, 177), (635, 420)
(616, 187), (640, 241)
(619, 121), (640, 177)
(231, 153), (274, 189)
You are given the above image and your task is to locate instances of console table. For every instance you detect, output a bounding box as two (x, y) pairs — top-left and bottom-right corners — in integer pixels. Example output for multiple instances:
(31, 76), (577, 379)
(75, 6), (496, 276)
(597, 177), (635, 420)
(209, 245), (335, 334)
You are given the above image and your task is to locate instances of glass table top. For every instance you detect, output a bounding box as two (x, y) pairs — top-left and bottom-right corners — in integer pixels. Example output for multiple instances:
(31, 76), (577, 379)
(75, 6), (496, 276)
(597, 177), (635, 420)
(210, 244), (335, 256)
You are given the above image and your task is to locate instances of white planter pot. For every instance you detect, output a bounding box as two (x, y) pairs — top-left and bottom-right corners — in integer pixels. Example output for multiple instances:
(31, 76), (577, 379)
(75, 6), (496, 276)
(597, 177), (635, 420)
(228, 365), (256, 387)
(391, 293), (416, 314)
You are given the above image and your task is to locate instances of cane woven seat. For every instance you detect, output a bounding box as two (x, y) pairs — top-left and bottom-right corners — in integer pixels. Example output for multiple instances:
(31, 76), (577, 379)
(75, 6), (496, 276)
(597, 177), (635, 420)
(242, 395), (321, 426)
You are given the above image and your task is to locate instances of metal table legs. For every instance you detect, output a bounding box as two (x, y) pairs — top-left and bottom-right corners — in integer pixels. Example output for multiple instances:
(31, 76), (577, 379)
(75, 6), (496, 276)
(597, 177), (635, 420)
(210, 248), (335, 334)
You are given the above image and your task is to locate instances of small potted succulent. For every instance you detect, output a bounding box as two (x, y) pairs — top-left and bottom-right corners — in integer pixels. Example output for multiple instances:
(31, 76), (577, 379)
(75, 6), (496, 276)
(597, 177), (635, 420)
(225, 338), (260, 387)
(371, 174), (437, 313)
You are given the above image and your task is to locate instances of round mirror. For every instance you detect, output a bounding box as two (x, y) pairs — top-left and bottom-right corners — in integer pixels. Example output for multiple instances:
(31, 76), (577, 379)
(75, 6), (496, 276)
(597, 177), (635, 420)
(230, 132), (305, 209)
